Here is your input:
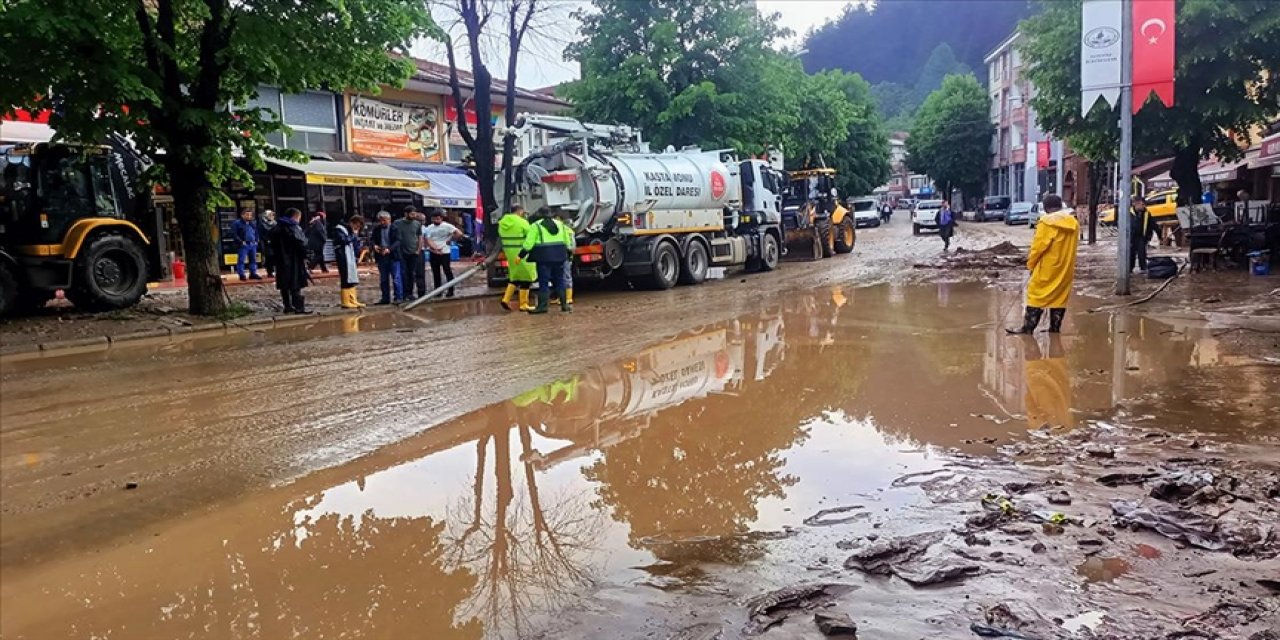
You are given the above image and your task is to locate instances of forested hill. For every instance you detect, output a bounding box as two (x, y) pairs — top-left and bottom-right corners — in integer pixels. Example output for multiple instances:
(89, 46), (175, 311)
(802, 0), (1034, 127)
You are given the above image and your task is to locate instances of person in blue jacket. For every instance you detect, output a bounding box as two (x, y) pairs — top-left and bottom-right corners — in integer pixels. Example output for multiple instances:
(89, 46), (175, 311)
(231, 209), (261, 281)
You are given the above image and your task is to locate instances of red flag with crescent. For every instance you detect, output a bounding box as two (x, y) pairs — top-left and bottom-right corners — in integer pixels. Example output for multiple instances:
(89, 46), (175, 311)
(1132, 0), (1175, 113)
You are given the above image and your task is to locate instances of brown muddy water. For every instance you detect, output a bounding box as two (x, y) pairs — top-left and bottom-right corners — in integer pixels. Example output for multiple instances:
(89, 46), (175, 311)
(1, 282), (1276, 639)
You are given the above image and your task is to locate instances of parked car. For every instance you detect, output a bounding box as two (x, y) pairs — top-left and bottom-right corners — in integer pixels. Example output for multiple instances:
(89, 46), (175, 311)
(899, 198), (916, 211)
(1030, 204), (1073, 229)
(1005, 201), (1034, 225)
(912, 199), (945, 235)
(977, 195), (1011, 222)
(848, 196), (881, 228)
(1100, 189), (1178, 226)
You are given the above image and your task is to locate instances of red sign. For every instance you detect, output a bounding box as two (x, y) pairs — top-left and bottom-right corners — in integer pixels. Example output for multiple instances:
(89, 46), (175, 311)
(443, 96), (502, 127)
(1132, 0), (1175, 113)
(1261, 133), (1280, 161)
(1037, 141), (1051, 169)
(6, 108), (50, 123)
(710, 171), (727, 200)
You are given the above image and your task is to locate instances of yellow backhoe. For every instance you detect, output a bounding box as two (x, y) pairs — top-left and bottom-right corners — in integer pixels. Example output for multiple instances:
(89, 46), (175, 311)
(781, 168), (855, 261)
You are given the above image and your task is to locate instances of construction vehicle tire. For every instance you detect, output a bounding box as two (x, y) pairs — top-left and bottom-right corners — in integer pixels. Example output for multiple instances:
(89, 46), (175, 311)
(834, 218), (856, 254)
(67, 233), (148, 311)
(639, 240), (680, 290)
(759, 232), (780, 271)
(677, 239), (709, 286)
(0, 261), (18, 317)
(818, 219), (834, 258)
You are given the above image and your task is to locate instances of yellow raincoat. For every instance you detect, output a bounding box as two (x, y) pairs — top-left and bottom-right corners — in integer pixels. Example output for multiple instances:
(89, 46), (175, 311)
(1026, 211), (1080, 308)
(1024, 338), (1073, 430)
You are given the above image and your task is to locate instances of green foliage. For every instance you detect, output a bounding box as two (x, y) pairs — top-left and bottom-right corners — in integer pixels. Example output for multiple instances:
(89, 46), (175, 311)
(1020, 0), (1280, 194)
(565, 0), (890, 197)
(906, 74), (994, 197)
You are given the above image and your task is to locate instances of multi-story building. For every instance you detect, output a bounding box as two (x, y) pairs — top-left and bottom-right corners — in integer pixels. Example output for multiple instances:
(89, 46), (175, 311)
(984, 31), (1060, 204)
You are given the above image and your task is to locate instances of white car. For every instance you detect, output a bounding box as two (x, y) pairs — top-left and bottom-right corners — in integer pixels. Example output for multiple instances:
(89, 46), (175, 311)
(912, 199), (944, 235)
(848, 197), (881, 228)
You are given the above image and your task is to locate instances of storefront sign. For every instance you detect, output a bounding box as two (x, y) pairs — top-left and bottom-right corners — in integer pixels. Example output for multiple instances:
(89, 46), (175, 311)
(305, 174), (429, 189)
(444, 96), (503, 147)
(349, 96), (441, 161)
(1261, 134), (1280, 161)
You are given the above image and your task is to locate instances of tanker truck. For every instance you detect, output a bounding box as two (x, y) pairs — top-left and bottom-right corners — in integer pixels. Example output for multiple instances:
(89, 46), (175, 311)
(497, 114), (787, 290)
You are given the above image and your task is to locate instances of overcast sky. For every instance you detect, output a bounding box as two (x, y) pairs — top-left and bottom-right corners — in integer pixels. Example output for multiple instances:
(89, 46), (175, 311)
(412, 0), (858, 89)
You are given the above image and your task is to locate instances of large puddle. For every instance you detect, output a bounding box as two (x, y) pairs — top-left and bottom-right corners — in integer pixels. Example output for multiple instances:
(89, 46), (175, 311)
(2, 282), (1276, 639)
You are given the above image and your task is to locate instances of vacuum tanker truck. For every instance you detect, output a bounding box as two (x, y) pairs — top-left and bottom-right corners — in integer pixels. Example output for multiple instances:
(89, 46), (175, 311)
(497, 114), (787, 290)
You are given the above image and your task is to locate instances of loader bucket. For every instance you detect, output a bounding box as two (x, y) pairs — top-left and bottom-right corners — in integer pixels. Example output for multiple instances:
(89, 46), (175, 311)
(783, 227), (824, 261)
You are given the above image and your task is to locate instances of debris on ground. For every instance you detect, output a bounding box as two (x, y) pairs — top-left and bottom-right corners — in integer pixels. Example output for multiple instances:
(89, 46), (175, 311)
(1047, 491), (1072, 505)
(893, 556), (981, 585)
(743, 584), (855, 635)
(843, 531), (979, 585)
(1085, 444), (1116, 458)
(813, 612), (858, 637)
(1097, 472), (1161, 487)
(1111, 500), (1226, 551)
(667, 622), (723, 640)
(1149, 470), (1232, 504)
(804, 506), (868, 527)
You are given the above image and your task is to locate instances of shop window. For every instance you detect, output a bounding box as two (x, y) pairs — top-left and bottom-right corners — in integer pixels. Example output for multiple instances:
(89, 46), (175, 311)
(243, 87), (339, 153)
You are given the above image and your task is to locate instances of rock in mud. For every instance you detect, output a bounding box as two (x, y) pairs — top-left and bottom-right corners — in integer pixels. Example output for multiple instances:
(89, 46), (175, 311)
(667, 622), (722, 640)
(743, 583), (855, 636)
(1097, 472), (1160, 487)
(814, 612), (858, 637)
(1047, 491), (1072, 506)
(1111, 500), (1226, 551)
(892, 556), (981, 585)
(843, 531), (945, 575)
(1085, 444), (1116, 458)
(1248, 631), (1279, 640)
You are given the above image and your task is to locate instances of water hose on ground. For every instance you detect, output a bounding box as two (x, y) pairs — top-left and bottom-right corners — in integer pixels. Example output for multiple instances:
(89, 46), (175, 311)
(403, 251), (499, 311)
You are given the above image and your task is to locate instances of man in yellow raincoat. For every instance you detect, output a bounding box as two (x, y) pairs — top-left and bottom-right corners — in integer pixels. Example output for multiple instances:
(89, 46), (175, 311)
(498, 205), (536, 311)
(1008, 195), (1079, 334)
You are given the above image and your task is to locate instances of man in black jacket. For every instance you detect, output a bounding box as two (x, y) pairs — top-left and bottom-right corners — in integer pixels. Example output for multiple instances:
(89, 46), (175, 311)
(370, 210), (403, 304)
(270, 208), (311, 313)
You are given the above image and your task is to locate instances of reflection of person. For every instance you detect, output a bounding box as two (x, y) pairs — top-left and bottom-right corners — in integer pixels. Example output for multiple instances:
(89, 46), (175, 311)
(1023, 336), (1073, 430)
(334, 215), (365, 309)
(270, 208), (310, 313)
(1008, 195), (1079, 334)
(498, 205), (535, 312)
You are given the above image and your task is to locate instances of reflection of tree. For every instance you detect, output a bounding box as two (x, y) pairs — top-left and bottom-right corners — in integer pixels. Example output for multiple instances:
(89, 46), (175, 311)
(445, 422), (604, 639)
(152, 509), (481, 639)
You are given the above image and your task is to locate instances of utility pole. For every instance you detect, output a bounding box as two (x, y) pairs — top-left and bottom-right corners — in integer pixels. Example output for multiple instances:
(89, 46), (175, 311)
(1054, 140), (1065, 196)
(1115, 0), (1133, 296)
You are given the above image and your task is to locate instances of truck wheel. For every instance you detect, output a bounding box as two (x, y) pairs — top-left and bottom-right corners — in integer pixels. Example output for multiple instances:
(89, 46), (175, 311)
(0, 261), (19, 316)
(818, 220), (834, 258)
(677, 240), (709, 285)
(912, 223), (921, 236)
(640, 241), (680, 290)
(68, 234), (148, 311)
(758, 232), (780, 272)
(834, 218), (856, 254)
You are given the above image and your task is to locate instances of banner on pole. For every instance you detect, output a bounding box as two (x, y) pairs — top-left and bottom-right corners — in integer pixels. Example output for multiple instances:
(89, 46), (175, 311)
(1080, 0), (1123, 116)
(1037, 141), (1052, 170)
(1132, 0), (1175, 113)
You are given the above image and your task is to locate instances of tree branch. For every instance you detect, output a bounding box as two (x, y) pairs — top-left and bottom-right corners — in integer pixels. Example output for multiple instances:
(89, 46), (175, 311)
(444, 36), (478, 151)
(193, 0), (235, 110)
(154, 0), (183, 102)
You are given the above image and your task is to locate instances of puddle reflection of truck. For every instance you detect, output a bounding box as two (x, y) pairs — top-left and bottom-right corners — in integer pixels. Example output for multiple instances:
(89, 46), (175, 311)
(514, 314), (786, 468)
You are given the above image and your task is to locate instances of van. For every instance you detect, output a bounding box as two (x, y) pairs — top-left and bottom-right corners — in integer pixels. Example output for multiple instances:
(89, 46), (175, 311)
(977, 195), (1011, 222)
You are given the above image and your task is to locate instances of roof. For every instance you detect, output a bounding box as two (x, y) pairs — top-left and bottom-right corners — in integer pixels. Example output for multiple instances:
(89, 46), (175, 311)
(984, 31), (1022, 64)
(406, 58), (570, 109)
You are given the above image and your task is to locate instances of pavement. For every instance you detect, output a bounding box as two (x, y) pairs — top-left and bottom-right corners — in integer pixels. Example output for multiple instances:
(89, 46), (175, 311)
(2, 218), (1278, 640)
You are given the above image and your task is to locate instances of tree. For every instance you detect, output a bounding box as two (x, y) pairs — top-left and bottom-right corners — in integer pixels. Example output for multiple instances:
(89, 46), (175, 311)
(563, 0), (796, 153)
(438, 0), (546, 241)
(911, 44), (973, 111)
(1020, 0), (1280, 205)
(827, 73), (892, 197)
(0, 1), (435, 315)
(906, 74), (994, 201)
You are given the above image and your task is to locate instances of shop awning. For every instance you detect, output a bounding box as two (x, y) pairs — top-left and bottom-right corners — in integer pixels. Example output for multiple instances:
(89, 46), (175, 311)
(379, 160), (478, 208)
(1250, 133), (1279, 168)
(1198, 156), (1248, 184)
(266, 157), (429, 190)
(0, 119), (55, 144)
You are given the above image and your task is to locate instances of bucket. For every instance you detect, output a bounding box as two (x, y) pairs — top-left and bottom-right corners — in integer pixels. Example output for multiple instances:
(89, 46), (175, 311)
(172, 258), (186, 280)
(1249, 251), (1270, 276)
(450, 244), (460, 261)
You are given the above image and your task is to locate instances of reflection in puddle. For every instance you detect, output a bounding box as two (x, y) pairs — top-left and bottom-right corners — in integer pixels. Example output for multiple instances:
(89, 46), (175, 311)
(3, 282), (1277, 639)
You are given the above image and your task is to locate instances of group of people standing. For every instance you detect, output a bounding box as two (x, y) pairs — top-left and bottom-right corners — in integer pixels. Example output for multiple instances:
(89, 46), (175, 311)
(369, 205), (466, 305)
(498, 204), (574, 314)
(260, 208), (366, 313)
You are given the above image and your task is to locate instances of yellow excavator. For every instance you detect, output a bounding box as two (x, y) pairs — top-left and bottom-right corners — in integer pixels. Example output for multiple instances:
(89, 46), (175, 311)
(781, 167), (855, 260)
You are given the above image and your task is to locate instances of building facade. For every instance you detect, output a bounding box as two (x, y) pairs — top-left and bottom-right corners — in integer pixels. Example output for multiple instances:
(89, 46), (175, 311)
(984, 32), (1065, 204)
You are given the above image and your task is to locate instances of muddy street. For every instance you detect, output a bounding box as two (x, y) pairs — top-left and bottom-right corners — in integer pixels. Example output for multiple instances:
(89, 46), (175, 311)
(2, 221), (1278, 640)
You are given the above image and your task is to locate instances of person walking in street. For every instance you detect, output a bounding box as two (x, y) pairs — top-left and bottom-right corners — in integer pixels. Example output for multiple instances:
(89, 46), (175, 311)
(423, 209), (463, 297)
(257, 209), (277, 278)
(519, 207), (572, 314)
(334, 215), (366, 309)
(935, 200), (956, 251)
(306, 211), (329, 273)
(1007, 194), (1079, 335)
(1129, 198), (1152, 273)
(270, 208), (311, 313)
(370, 211), (402, 304)
(498, 205), (536, 311)
(393, 205), (424, 300)
(231, 209), (262, 281)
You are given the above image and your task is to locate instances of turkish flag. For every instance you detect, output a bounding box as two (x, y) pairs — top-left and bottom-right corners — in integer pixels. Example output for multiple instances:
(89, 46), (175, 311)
(1132, 0), (1175, 113)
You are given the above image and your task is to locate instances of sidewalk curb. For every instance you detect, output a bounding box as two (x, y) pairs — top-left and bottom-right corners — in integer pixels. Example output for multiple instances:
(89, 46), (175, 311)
(2, 285), (497, 359)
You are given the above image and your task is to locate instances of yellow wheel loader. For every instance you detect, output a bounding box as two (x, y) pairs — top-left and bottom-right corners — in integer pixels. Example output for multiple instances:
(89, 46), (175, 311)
(781, 168), (855, 261)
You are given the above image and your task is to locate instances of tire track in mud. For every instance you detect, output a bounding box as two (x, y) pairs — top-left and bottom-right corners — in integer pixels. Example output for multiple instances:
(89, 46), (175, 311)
(0, 221), (1027, 571)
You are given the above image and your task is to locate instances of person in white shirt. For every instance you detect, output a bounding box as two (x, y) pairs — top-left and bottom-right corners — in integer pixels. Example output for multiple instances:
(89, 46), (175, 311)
(422, 209), (464, 297)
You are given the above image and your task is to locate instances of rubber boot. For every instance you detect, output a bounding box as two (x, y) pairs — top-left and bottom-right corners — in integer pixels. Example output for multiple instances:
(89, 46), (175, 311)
(294, 292), (310, 314)
(354, 289), (366, 308)
(560, 295), (572, 313)
(1048, 308), (1065, 334)
(1006, 306), (1044, 334)
(517, 288), (534, 312)
(340, 288), (359, 309)
(527, 288), (549, 314)
(281, 291), (293, 313)
(565, 288), (574, 305)
(500, 283), (517, 312)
